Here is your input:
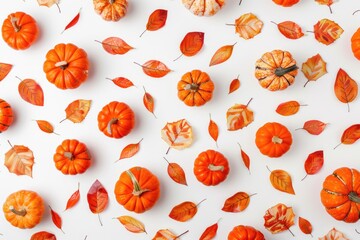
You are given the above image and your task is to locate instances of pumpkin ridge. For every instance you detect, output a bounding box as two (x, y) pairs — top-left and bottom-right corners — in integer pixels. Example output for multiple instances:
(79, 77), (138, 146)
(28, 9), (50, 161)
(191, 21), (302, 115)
(260, 57), (275, 68)
(333, 172), (351, 191)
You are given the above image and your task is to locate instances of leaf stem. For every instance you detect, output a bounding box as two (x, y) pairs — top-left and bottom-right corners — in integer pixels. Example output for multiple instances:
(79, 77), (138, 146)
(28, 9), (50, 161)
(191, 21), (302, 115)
(55, 3), (61, 13)
(98, 213), (103, 226)
(239, 0), (242, 5)
(356, 229), (360, 234)
(303, 80), (310, 87)
(173, 53), (183, 62)
(270, 21), (278, 26)
(197, 198), (207, 207)
(328, 5), (333, 14)
(246, 97), (253, 107)
(301, 174), (308, 181)
(174, 230), (189, 240)
(266, 165), (272, 173)
(347, 102), (350, 112)
(333, 142), (342, 150)
(166, 147), (171, 155)
(225, 23), (235, 26)
(139, 29), (146, 38)
(353, 9), (360, 15)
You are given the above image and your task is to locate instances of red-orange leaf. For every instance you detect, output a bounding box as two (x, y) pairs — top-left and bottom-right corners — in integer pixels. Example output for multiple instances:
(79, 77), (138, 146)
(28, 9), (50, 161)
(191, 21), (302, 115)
(61, 8), (81, 34)
(140, 9), (168, 37)
(35, 120), (58, 135)
(313, 19), (343, 45)
(228, 76), (240, 94)
(65, 183), (80, 211)
(315, 0), (334, 14)
(222, 192), (253, 213)
(272, 21), (304, 39)
(302, 150), (324, 181)
(0, 63), (12, 81)
(164, 157), (187, 186)
(143, 87), (156, 118)
(226, 99), (254, 131)
(96, 37), (133, 55)
(296, 120), (327, 135)
(87, 179), (108, 226)
(174, 32), (204, 61)
(108, 77), (134, 88)
(238, 143), (250, 172)
(209, 43), (236, 67)
(276, 100), (303, 116)
(334, 124), (360, 149)
(334, 68), (358, 112)
(49, 206), (64, 233)
(18, 78), (44, 106)
(169, 199), (205, 222)
(199, 220), (219, 240)
(61, 99), (91, 123)
(299, 217), (313, 236)
(208, 114), (219, 147)
(319, 228), (349, 240)
(268, 167), (295, 195)
(118, 139), (143, 161)
(30, 231), (56, 240)
(302, 54), (327, 87)
(135, 60), (171, 78)
(233, 13), (263, 39)
(263, 203), (295, 235)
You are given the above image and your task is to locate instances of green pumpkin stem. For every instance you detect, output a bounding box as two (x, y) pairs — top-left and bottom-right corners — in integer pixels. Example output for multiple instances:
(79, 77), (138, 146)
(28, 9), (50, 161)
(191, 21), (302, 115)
(349, 191), (360, 203)
(126, 170), (150, 196)
(274, 65), (298, 77)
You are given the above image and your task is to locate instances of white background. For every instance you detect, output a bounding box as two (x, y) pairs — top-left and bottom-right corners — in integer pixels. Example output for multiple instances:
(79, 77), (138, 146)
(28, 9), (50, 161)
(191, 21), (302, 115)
(0, 0), (360, 239)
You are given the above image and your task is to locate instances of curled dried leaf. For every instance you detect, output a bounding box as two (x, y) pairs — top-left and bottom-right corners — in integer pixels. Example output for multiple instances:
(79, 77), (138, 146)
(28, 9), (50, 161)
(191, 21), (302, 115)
(208, 114), (219, 147)
(49, 206), (65, 233)
(302, 54), (327, 86)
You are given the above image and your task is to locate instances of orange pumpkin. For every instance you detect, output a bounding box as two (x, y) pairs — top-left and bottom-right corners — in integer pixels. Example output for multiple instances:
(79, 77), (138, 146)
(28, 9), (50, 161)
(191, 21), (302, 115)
(321, 167), (360, 223)
(272, 0), (300, 7)
(97, 101), (135, 138)
(1, 12), (39, 50)
(3, 190), (44, 229)
(177, 69), (214, 107)
(255, 122), (292, 158)
(182, 0), (225, 16)
(114, 166), (160, 213)
(0, 98), (14, 132)
(194, 149), (230, 186)
(93, 0), (128, 21)
(351, 27), (360, 60)
(43, 43), (89, 90)
(255, 49), (298, 91)
(228, 225), (265, 240)
(30, 231), (56, 240)
(53, 139), (91, 175)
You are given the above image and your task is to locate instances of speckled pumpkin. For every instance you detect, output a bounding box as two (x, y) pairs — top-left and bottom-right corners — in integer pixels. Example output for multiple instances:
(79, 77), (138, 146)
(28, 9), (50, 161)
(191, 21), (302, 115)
(182, 0), (225, 16)
(93, 0), (128, 21)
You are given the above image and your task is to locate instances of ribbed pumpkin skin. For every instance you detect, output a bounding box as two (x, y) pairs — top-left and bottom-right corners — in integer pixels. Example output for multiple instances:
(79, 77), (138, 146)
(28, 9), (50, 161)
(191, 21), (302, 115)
(351, 28), (360, 60)
(321, 167), (360, 223)
(93, 0), (128, 21)
(228, 225), (265, 240)
(182, 0), (225, 16)
(273, 0), (300, 7)
(0, 99), (14, 132)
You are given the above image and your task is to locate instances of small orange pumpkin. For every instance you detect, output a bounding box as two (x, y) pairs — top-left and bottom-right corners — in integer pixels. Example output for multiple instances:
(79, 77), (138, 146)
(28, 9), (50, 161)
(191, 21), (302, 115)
(255, 49), (298, 91)
(30, 231), (56, 240)
(321, 167), (360, 223)
(255, 122), (292, 158)
(43, 43), (89, 89)
(3, 190), (45, 229)
(182, 0), (225, 16)
(1, 12), (39, 50)
(272, 0), (300, 7)
(351, 28), (360, 60)
(97, 101), (135, 138)
(0, 98), (14, 132)
(53, 139), (91, 175)
(228, 225), (265, 240)
(194, 149), (230, 186)
(93, 0), (128, 21)
(114, 166), (160, 213)
(177, 69), (214, 107)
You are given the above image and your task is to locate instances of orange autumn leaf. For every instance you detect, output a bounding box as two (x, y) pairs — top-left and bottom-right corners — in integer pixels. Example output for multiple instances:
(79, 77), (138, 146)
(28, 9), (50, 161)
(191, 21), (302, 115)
(5, 143), (34, 177)
(228, 76), (240, 94)
(49, 206), (64, 233)
(143, 87), (156, 118)
(334, 124), (360, 149)
(117, 215), (147, 234)
(272, 21), (304, 39)
(263, 203), (295, 235)
(208, 114), (219, 147)
(334, 68), (358, 112)
(302, 150), (324, 181)
(65, 183), (80, 211)
(108, 77), (134, 88)
(238, 143), (250, 172)
(87, 179), (109, 226)
(118, 139), (143, 161)
(30, 231), (56, 240)
(174, 32), (204, 61)
(35, 120), (58, 135)
(134, 60), (171, 78)
(222, 192), (253, 213)
(61, 99), (91, 123)
(152, 229), (189, 240)
(18, 78), (44, 106)
(164, 158), (187, 186)
(275, 100), (304, 116)
(161, 119), (193, 154)
(226, 99), (254, 131)
(296, 120), (327, 135)
(268, 167), (295, 195)
(209, 43), (236, 67)
(140, 9), (168, 37)
(315, 0), (334, 14)
(298, 217), (313, 236)
(169, 199), (205, 222)
(302, 54), (327, 87)
(233, 13), (263, 40)
(319, 228), (349, 240)
(199, 220), (220, 240)
(0, 63), (12, 81)
(313, 19), (343, 45)
(96, 37), (134, 55)
(37, 0), (60, 12)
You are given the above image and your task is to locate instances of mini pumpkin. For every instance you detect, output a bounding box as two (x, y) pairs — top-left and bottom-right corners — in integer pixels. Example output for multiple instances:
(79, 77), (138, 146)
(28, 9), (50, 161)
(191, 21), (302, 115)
(255, 122), (292, 158)
(97, 101), (135, 138)
(43, 43), (89, 89)
(93, 0), (128, 21)
(321, 167), (360, 223)
(228, 225), (265, 240)
(255, 49), (298, 91)
(351, 27), (360, 61)
(30, 231), (56, 240)
(1, 12), (39, 50)
(0, 98), (14, 132)
(53, 139), (91, 175)
(177, 69), (214, 107)
(114, 166), (160, 213)
(182, 0), (225, 16)
(272, 0), (300, 7)
(194, 149), (230, 186)
(3, 190), (45, 229)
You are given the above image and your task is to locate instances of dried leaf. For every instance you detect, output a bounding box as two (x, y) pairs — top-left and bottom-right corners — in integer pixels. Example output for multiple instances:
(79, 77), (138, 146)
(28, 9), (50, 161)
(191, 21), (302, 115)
(302, 150), (324, 181)
(152, 229), (189, 240)
(334, 124), (360, 149)
(5, 143), (34, 177)
(117, 215), (147, 234)
(272, 21), (304, 39)
(161, 119), (193, 154)
(263, 203), (295, 235)
(298, 217), (313, 236)
(49, 206), (64, 233)
(0, 63), (12, 81)
(87, 179), (108, 226)
(135, 60), (171, 78)
(296, 120), (327, 135)
(319, 228), (349, 240)
(169, 200), (205, 222)
(233, 13), (263, 39)
(209, 43), (236, 66)
(315, 0), (334, 14)
(275, 101), (303, 116)
(268, 168), (295, 195)
(164, 158), (187, 186)
(143, 87), (156, 118)
(140, 9), (168, 37)
(118, 139), (143, 161)
(199, 220), (219, 240)
(30, 231), (56, 240)
(35, 120), (57, 134)
(37, 0), (60, 12)
(175, 32), (204, 60)
(65, 183), (80, 211)
(108, 77), (134, 88)
(62, 8), (81, 34)
(18, 78), (44, 106)
(302, 54), (327, 86)
(97, 37), (134, 55)
(226, 100), (254, 131)
(313, 19), (343, 45)
(238, 144), (250, 172)
(228, 76), (240, 94)
(61, 99), (91, 123)
(208, 114), (219, 147)
(222, 192), (252, 213)
(334, 68), (358, 112)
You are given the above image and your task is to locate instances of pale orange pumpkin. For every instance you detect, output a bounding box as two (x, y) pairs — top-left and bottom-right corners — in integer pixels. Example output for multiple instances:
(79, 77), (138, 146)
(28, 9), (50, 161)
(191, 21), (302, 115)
(93, 0), (128, 21)
(182, 0), (225, 16)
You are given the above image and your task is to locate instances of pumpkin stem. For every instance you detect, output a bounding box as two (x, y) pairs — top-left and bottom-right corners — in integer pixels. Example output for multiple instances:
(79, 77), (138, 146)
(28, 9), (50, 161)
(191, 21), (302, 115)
(126, 170), (150, 196)
(106, 118), (118, 135)
(274, 65), (298, 77)
(55, 61), (69, 70)
(109, 0), (115, 4)
(184, 83), (199, 91)
(272, 136), (283, 144)
(10, 15), (21, 32)
(349, 191), (360, 203)
(208, 164), (224, 172)
(64, 152), (73, 160)
(9, 206), (27, 217)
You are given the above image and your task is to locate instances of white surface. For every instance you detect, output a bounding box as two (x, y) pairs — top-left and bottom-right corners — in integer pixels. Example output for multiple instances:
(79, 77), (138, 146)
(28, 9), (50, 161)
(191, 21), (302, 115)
(0, 0), (360, 239)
